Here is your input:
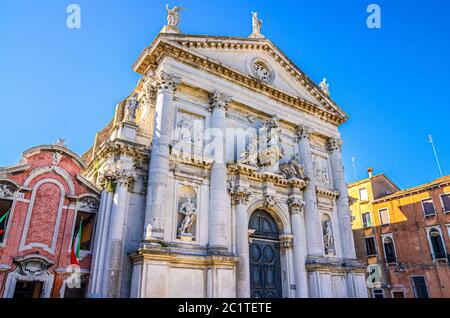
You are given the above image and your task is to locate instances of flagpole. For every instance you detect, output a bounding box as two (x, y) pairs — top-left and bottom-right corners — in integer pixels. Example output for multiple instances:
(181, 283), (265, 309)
(428, 135), (443, 177)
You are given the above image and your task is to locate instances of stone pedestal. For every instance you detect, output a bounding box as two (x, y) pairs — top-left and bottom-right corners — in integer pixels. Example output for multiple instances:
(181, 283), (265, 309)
(130, 245), (238, 298)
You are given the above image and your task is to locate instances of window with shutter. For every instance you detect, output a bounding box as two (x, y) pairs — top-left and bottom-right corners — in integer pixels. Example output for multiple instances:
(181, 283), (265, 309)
(441, 194), (450, 213)
(429, 229), (447, 259)
(422, 198), (436, 217)
(383, 236), (397, 263)
(365, 237), (377, 256)
(378, 208), (390, 225)
(411, 276), (429, 298)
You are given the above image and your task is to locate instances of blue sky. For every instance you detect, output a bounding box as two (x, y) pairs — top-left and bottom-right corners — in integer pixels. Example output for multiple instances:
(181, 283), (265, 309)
(1, 0), (449, 189)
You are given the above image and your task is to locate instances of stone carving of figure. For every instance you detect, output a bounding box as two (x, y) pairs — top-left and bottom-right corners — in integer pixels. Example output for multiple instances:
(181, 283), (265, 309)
(313, 156), (329, 183)
(239, 135), (259, 166)
(252, 62), (271, 82)
(252, 12), (262, 35)
(178, 198), (197, 235)
(166, 4), (184, 28)
(124, 94), (139, 123)
(322, 219), (335, 255)
(280, 154), (306, 179)
(0, 184), (15, 199)
(319, 78), (330, 96)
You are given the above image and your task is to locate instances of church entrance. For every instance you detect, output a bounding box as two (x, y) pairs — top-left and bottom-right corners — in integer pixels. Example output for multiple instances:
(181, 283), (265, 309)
(248, 210), (282, 298)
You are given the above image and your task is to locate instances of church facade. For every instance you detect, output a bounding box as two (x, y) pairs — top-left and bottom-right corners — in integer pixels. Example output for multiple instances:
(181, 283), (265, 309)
(82, 9), (368, 298)
(1, 7), (368, 298)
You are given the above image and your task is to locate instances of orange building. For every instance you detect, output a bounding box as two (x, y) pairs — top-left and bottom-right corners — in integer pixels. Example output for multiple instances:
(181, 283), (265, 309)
(349, 169), (450, 298)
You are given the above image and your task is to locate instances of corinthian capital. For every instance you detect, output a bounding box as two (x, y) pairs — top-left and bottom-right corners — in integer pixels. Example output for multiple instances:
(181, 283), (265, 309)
(327, 137), (343, 153)
(98, 159), (137, 192)
(229, 185), (250, 205)
(296, 124), (312, 141)
(287, 197), (304, 215)
(155, 71), (181, 94)
(209, 91), (232, 112)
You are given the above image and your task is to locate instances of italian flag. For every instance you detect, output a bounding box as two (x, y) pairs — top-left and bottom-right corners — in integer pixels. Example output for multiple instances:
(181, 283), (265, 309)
(0, 209), (11, 236)
(71, 220), (82, 265)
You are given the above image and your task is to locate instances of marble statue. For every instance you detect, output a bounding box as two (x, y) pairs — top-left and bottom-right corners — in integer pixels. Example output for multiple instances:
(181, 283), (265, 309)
(322, 219), (335, 255)
(166, 4), (184, 29)
(124, 94), (139, 123)
(252, 12), (262, 35)
(279, 154), (306, 179)
(320, 78), (330, 96)
(178, 198), (197, 235)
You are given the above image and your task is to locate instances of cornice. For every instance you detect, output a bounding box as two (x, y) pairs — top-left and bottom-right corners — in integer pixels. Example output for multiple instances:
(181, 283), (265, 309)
(227, 163), (307, 189)
(133, 36), (348, 126)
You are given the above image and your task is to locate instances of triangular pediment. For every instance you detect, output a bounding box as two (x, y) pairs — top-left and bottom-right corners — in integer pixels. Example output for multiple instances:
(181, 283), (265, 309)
(133, 33), (348, 125)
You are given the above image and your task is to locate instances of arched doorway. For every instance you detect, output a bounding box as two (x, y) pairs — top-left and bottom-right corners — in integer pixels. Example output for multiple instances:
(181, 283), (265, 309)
(248, 210), (282, 298)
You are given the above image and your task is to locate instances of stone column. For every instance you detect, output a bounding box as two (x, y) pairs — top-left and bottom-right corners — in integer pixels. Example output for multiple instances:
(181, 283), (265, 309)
(327, 137), (356, 260)
(208, 91), (232, 250)
(99, 162), (135, 298)
(144, 72), (181, 240)
(296, 125), (323, 257)
(230, 185), (250, 298)
(88, 189), (114, 297)
(288, 197), (309, 298)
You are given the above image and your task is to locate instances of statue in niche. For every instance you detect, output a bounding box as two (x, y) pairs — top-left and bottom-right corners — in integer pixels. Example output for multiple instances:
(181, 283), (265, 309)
(178, 198), (197, 235)
(124, 94), (139, 123)
(322, 219), (335, 255)
(279, 154), (306, 179)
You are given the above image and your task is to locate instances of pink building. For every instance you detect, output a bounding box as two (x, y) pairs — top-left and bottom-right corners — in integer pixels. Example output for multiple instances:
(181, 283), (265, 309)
(0, 143), (100, 298)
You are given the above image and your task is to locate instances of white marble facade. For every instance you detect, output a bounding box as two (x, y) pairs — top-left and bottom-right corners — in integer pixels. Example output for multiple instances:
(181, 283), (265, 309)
(85, 12), (368, 299)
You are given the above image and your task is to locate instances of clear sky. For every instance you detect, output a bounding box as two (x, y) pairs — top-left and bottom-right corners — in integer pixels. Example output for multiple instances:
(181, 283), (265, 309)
(1, 0), (449, 189)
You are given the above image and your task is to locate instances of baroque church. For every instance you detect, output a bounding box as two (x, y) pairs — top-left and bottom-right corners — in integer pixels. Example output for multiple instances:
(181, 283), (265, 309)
(0, 7), (368, 298)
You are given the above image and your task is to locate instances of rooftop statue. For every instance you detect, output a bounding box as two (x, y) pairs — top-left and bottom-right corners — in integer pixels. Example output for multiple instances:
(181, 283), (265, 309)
(162, 4), (184, 33)
(249, 12), (265, 39)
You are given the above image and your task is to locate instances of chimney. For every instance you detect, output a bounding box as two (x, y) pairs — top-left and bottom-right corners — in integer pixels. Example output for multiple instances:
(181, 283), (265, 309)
(368, 167), (373, 178)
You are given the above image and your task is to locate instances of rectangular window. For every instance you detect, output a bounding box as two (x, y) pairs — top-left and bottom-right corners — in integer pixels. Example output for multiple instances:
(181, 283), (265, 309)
(411, 276), (429, 298)
(378, 208), (390, 225)
(372, 289), (384, 298)
(422, 198), (436, 217)
(383, 236), (397, 263)
(362, 212), (372, 228)
(359, 188), (369, 201)
(0, 199), (13, 244)
(441, 194), (450, 213)
(392, 291), (405, 298)
(73, 211), (96, 251)
(365, 237), (377, 256)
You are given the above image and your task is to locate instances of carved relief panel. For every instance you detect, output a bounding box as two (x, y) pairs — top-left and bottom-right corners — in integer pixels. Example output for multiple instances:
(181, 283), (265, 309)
(313, 155), (330, 185)
(174, 110), (205, 157)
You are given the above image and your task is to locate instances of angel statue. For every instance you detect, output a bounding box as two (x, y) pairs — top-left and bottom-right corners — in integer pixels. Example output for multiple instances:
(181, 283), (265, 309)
(178, 198), (197, 235)
(166, 4), (184, 29)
